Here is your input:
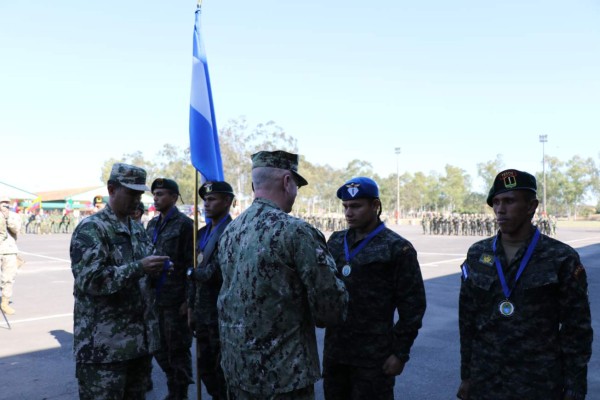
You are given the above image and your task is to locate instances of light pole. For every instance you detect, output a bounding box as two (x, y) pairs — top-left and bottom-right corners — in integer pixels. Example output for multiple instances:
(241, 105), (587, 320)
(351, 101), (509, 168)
(539, 134), (548, 215)
(395, 147), (401, 225)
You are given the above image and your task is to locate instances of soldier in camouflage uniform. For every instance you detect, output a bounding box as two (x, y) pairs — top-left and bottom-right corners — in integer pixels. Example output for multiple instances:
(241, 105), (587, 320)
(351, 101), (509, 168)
(323, 177), (426, 400)
(188, 181), (235, 400)
(1, 195), (22, 315)
(458, 169), (592, 400)
(70, 163), (170, 400)
(147, 178), (194, 400)
(217, 150), (348, 399)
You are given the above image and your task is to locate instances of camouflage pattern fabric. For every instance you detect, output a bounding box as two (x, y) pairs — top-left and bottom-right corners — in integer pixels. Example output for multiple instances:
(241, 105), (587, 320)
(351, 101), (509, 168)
(70, 204), (159, 364)
(75, 355), (152, 400)
(146, 208), (194, 307)
(217, 198), (348, 395)
(459, 230), (593, 399)
(227, 385), (314, 400)
(188, 215), (232, 399)
(323, 227), (426, 368)
(146, 207), (194, 397)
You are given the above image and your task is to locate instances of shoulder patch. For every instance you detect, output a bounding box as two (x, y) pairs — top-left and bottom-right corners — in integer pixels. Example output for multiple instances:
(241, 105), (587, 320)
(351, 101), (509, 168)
(478, 253), (495, 266)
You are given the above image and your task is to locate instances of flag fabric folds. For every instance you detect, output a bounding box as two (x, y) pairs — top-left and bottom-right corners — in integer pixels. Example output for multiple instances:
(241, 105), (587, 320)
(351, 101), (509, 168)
(26, 196), (42, 213)
(189, 6), (224, 181)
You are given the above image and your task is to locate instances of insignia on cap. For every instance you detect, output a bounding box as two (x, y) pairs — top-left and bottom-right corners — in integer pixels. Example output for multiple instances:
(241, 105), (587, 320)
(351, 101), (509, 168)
(346, 183), (360, 198)
(500, 170), (518, 189)
(204, 183), (213, 193)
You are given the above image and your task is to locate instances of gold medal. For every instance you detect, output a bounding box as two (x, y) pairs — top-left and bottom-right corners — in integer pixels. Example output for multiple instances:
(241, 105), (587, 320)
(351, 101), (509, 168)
(498, 300), (515, 317)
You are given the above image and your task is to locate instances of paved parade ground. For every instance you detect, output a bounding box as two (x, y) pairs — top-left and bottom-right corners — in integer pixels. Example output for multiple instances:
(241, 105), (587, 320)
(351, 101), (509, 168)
(1, 224), (599, 400)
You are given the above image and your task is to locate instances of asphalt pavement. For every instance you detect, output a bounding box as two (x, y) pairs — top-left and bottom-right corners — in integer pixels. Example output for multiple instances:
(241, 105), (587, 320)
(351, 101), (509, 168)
(1, 224), (599, 400)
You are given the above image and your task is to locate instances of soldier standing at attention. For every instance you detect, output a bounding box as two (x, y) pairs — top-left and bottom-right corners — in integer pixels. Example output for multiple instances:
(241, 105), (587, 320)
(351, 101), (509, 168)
(0, 195), (22, 315)
(188, 181), (235, 399)
(323, 177), (426, 400)
(147, 178), (194, 400)
(457, 169), (593, 400)
(217, 150), (348, 400)
(70, 163), (169, 400)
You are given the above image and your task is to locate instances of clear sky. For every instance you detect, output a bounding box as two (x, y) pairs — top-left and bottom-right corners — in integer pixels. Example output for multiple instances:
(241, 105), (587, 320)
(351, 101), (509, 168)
(1, 0), (599, 193)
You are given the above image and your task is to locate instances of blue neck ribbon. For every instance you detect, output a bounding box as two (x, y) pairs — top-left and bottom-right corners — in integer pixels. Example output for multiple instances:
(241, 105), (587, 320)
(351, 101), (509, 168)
(199, 214), (230, 251)
(492, 228), (540, 299)
(343, 222), (386, 265)
(153, 206), (177, 296)
(152, 207), (177, 245)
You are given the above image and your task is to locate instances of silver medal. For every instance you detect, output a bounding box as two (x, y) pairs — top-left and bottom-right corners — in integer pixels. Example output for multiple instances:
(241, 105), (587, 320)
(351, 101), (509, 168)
(197, 252), (204, 265)
(342, 264), (352, 277)
(498, 300), (515, 317)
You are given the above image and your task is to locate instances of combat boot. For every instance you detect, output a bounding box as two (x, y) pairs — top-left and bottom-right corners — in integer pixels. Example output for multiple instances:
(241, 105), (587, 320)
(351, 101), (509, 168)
(1, 297), (15, 315)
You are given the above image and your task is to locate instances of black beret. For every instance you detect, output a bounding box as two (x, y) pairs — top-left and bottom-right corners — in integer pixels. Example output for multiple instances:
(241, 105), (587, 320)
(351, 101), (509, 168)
(199, 181), (235, 200)
(486, 169), (537, 207)
(336, 177), (380, 200)
(151, 178), (179, 195)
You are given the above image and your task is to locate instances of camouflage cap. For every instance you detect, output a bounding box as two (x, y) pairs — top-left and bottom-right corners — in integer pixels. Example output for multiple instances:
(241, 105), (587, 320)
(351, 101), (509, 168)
(336, 177), (380, 200)
(0, 195), (10, 203)
(251, 150), (308, 187)
(151, 178), (179, 195)
(199, 180), (235, 200)
(108, 163), (150, 192)
(486, 169), (537, 207)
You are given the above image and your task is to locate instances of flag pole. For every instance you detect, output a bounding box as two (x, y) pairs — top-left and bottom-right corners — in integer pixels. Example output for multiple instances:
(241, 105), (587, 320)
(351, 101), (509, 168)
(194, 169), (201, 400)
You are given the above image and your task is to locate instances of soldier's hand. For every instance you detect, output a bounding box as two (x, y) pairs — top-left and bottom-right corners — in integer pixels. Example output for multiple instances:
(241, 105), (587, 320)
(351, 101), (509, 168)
(457, 380), (470, 399)
(141, 255), (171, 276)
(382, 354), (405, 376)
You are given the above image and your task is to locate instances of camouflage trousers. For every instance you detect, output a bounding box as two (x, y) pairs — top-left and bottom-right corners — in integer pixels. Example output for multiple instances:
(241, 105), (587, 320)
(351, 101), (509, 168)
(322, 361), (395, 400)
(76, 355), (152, 400)
(0, 254), (18, 298)
(196, 324), (226, 399)
(155, 305), (193, 398)
(226, 385), (315, 400)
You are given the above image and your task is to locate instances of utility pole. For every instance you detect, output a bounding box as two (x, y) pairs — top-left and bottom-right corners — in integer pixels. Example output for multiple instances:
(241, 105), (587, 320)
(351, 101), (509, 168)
(539, 134), (548, 214)
(395, 147), (401, 225)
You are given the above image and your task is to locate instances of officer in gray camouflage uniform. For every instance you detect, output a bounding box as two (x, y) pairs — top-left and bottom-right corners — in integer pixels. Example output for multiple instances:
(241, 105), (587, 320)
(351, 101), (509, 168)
(188, 180), (235, 400)
(70, 163), (170, 400)
(217, 150), (349, 400)
(458, 169), (593, 400)
(323, 177), (426, 400)
(147, 178), (194, 400)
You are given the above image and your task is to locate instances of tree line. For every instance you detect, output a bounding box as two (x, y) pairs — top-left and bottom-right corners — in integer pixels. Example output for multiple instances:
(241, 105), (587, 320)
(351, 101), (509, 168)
(101, 117), (600, 219)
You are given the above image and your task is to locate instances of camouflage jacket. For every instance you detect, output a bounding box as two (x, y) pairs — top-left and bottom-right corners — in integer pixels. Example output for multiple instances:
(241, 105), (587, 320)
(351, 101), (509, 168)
(70, 205), (160, 364)
(146, 207), (194, 307)
(459, 228), (593, 399)
(324, 226), (426, 367)
(217, 198), (348, 395)
(188, 215), (232, 326)
(0, 211), (21, 254)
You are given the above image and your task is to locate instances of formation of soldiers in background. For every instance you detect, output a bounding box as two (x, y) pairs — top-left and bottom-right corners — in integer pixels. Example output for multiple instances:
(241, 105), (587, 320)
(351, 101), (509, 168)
(421, 212), (557, 237)
(16, 207), (558, 238)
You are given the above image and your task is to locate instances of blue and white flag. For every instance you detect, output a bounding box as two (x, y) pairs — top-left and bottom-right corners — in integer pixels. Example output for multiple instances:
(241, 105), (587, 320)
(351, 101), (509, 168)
(189, 5), (224, 181)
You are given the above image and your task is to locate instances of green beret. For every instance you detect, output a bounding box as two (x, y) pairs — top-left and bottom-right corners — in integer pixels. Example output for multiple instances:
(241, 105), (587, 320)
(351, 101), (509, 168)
(199, 181), (234, 200)
(251, 150), (308, 187)
(151, 178), (179, 195)
(109, 163), (150, 192)
(487, 169), (537, 206)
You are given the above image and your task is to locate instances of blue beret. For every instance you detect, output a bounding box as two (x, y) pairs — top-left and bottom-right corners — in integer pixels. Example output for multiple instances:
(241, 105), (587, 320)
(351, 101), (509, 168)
(336, 177), (380, 200)
(486, 169), (537, 206)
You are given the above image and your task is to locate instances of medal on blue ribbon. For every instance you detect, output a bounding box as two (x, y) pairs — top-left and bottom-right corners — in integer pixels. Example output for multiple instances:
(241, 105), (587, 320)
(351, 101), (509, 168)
(342, 222), (386, 277)
(492, 228), (540, 317)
